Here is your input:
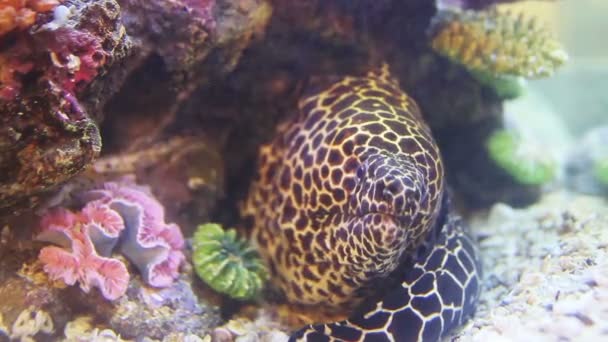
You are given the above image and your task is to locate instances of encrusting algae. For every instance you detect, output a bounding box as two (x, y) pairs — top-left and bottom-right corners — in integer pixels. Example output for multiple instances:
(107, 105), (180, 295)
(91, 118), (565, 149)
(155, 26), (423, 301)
(192, 223), (268, 300)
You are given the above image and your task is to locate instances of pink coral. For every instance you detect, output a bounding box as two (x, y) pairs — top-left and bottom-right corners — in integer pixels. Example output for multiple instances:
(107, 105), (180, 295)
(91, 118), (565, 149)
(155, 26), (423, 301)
(37, 208), (129, 301)
(83, 180), (185, 287)
(80, 201), (125, 256)
(37, 179), (185, 300)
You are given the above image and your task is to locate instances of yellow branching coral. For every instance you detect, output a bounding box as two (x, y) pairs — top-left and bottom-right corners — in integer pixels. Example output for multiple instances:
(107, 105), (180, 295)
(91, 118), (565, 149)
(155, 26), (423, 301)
(431, 8), (567, 79)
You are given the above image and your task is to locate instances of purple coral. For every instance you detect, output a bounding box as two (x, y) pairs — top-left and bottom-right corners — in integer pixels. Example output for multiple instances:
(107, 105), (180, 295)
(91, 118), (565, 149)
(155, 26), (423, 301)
(36, 180), (185, 300)
(82, 181), (186, 288)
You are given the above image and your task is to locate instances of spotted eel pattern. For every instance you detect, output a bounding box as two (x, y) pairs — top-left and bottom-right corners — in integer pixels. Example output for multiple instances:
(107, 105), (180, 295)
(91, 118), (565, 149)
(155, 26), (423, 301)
(242, 65), (481, 341)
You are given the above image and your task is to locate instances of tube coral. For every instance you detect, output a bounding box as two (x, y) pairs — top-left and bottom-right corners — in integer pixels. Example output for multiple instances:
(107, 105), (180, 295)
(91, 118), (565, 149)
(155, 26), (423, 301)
(192, 223), (268, 300)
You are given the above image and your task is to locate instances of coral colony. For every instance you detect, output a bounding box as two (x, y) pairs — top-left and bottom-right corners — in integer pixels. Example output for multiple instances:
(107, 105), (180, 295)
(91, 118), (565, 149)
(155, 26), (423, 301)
(192, 223), (268, 300)
(36, 181), (185, 300)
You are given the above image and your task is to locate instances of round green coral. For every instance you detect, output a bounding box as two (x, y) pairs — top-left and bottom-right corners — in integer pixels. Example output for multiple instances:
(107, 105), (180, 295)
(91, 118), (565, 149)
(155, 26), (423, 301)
(594, 158), (608, 186)
(486, 129), (556, 185)
(192, 223), (268, 300)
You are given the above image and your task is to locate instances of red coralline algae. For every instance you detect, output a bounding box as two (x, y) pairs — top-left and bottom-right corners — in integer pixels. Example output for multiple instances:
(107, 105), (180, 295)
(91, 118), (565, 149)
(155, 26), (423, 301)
(36, 180), (185, 300)
(182, 0), (215, 25)
(0, 39), (35, 100)
(0, 27), (107, 101)
(46, 28), (108, 94)
(0, 1), (110, 101)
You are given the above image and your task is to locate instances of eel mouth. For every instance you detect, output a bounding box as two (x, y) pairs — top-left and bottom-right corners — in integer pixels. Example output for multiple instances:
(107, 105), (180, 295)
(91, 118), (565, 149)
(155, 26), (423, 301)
(358, 211), (413, 226)
(311, 208), (412, 225)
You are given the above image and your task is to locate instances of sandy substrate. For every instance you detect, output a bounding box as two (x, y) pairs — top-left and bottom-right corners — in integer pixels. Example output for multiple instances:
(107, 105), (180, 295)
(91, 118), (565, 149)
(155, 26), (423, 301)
(453, 190), (608, 341)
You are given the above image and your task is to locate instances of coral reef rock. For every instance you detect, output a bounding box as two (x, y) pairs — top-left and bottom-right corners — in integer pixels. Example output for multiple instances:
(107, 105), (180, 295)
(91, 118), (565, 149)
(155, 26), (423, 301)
(0, 0), (271, 214)
(0, 0), (130, 212)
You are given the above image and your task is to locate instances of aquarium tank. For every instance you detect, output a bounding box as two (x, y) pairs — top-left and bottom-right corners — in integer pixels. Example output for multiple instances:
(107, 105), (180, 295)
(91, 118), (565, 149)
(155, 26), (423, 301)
(0, 0), (606, 341)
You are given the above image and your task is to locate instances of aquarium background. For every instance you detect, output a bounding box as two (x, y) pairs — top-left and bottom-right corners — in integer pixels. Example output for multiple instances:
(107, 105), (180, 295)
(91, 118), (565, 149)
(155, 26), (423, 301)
(508, 0), (607, 135)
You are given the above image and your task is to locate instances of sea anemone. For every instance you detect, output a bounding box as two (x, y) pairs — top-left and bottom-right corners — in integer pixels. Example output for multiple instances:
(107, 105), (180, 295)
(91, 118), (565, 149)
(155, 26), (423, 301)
(192, 223), (268, 300)
(486, 129), (556, 185)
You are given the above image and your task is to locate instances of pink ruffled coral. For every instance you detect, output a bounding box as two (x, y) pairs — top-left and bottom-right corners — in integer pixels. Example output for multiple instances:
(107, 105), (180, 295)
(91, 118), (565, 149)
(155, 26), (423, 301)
(83, 181), (185, 287)
(37, 208), (129, 301)
(37, 179), (185, 300)
(80, 201), (125, 256)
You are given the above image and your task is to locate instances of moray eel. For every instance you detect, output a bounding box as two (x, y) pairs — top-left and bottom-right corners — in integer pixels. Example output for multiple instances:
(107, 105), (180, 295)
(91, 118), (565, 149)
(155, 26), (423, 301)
(242, 65), (482, 341)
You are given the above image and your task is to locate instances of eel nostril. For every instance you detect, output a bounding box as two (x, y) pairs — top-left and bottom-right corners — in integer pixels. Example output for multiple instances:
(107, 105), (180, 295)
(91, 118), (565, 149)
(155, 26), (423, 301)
(382, 187), (392, 200)
(385, 182), (400, 196)
(356, 165), (366, 180)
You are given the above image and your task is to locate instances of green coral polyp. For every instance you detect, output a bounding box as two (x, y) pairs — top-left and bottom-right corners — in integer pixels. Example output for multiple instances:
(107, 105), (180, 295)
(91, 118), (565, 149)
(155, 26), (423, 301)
(192, 223), (268, 300)
(594, 158), (608, 186)
(486, 130), (556, 185)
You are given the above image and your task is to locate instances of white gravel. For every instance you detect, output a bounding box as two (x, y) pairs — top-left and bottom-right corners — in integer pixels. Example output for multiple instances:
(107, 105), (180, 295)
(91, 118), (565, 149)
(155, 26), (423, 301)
(453, 191), (608, 342)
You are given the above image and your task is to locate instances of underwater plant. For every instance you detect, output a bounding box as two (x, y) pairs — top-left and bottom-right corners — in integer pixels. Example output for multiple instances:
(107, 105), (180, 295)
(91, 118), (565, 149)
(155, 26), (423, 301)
(431, 7), (567, 98)
(486, 129), (556, 185)
(192, 223), (268, 300)
(37, 180), (185, 300)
